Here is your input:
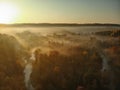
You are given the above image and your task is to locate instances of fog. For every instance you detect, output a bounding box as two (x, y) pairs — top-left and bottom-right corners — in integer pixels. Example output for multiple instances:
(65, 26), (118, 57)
(0, 26), (120, 90)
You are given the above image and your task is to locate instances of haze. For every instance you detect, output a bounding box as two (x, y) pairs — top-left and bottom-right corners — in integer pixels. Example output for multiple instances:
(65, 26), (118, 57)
(0, 0), (120, 24)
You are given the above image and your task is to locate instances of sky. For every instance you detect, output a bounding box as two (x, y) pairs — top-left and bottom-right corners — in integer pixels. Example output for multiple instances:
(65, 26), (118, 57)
(0, 0), (120, 24)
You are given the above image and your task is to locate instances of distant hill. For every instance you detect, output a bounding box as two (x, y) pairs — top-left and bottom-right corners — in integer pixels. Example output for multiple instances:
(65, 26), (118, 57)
(0, 23), (120, 27)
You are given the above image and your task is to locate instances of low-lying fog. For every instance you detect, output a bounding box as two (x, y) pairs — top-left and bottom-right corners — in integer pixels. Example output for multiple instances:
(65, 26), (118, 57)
(0, 26), (120, 90)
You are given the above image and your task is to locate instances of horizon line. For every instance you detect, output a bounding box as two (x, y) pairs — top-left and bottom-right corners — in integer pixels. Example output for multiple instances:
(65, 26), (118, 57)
(0, 23), (120, 27)
(1, 22), (120, 24)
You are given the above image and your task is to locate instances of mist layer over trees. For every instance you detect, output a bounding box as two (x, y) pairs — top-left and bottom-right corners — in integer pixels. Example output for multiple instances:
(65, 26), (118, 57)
(0, 27), (120, 90)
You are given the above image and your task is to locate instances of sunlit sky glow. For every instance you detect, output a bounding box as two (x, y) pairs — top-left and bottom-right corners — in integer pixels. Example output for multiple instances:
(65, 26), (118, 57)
(0, 2), (19, 24)
(0, 0), (120, 24)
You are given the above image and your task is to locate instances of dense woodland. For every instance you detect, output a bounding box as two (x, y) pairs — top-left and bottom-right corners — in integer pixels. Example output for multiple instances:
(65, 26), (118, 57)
(31, 46), (120, 90)
(0, 29), (120, 90)
(0, 34), (26, 90)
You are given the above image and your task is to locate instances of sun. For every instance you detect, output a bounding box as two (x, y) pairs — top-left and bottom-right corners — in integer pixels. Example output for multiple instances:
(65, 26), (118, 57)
(0, 2), (19, 24)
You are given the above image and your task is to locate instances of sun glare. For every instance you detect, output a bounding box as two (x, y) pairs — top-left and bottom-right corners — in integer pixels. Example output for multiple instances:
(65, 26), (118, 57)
(0, 2), (19, 24)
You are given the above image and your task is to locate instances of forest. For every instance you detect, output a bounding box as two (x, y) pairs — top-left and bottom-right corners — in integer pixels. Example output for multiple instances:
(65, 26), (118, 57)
(0, 29), (120, 90)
